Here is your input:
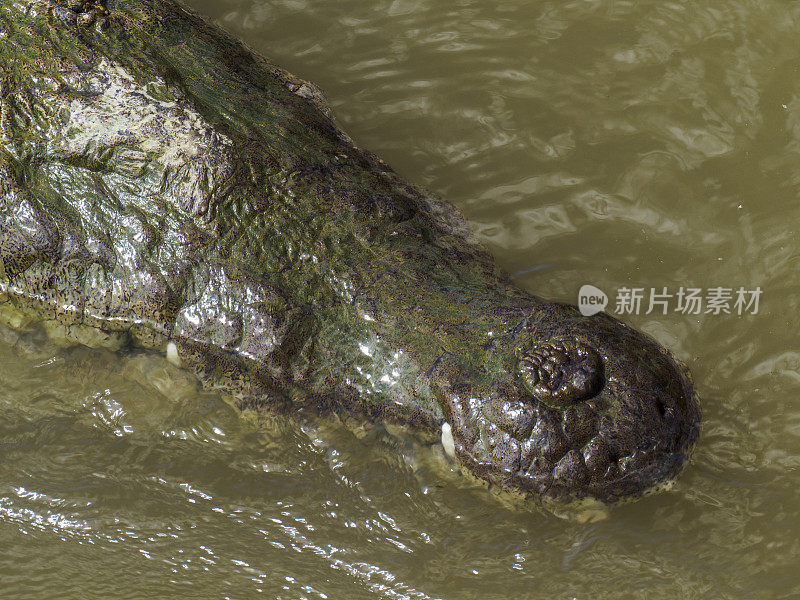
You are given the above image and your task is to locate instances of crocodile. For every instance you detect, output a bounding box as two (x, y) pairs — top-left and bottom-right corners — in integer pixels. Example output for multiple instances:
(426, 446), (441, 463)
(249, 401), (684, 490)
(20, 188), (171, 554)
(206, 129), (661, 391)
(0, 0), (700, 505)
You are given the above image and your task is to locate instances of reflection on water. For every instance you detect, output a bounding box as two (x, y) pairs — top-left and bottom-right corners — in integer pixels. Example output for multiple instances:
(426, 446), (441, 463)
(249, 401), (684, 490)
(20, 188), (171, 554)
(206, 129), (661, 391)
(1, 0), (799, 597)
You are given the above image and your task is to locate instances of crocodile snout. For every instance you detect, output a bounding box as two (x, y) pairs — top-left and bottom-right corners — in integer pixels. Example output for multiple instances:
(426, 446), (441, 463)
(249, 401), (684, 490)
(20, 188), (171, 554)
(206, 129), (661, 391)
(440, 302), (701, 505)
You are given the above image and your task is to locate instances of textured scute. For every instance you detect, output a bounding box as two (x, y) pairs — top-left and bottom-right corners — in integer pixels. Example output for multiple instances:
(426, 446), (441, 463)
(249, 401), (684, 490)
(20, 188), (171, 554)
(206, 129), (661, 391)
(0, 0), (700, 505)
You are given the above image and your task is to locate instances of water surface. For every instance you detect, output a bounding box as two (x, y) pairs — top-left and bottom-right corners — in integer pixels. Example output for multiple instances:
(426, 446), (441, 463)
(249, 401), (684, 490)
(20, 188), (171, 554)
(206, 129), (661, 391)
(1, 0), (798, 597)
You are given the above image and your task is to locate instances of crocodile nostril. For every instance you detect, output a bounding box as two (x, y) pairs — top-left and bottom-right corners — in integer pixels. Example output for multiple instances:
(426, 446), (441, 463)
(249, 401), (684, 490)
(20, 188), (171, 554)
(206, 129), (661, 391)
(656, 399), (666, 418)
(517, 341), (603, 408)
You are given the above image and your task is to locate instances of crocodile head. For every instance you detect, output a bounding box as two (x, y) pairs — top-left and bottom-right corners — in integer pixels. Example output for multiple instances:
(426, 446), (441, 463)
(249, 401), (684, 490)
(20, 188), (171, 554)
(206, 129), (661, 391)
(434, 301), (700, 505)
(0, 0), (700, 508)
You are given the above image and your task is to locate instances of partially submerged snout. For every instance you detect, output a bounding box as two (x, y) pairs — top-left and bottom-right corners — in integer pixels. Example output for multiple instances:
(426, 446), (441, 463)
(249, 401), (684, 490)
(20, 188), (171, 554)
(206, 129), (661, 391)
(441, 302), (701, 505)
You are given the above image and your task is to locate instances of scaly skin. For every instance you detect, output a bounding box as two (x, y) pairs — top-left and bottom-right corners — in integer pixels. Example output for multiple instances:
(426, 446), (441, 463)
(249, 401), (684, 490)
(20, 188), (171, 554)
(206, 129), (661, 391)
(0, 0), (700, 504)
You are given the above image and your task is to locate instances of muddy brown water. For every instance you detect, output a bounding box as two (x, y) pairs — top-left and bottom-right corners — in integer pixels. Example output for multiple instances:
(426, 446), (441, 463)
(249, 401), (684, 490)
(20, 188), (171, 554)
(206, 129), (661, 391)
(1, 0), (798, 598)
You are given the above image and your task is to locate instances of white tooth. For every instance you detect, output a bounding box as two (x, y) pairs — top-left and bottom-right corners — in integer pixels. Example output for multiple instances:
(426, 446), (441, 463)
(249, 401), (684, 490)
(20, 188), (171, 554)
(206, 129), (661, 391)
(166, 341), (181, 367)
(441, 422), (455, 459)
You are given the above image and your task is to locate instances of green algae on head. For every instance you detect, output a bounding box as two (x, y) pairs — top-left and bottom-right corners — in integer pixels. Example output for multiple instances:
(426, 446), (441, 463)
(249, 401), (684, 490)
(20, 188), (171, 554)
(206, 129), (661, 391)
(0, 0), (700, 505)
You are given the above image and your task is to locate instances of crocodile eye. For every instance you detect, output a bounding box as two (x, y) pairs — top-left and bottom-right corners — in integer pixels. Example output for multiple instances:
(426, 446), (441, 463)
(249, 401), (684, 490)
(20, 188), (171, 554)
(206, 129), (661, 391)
(517, 341), (603, 408)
